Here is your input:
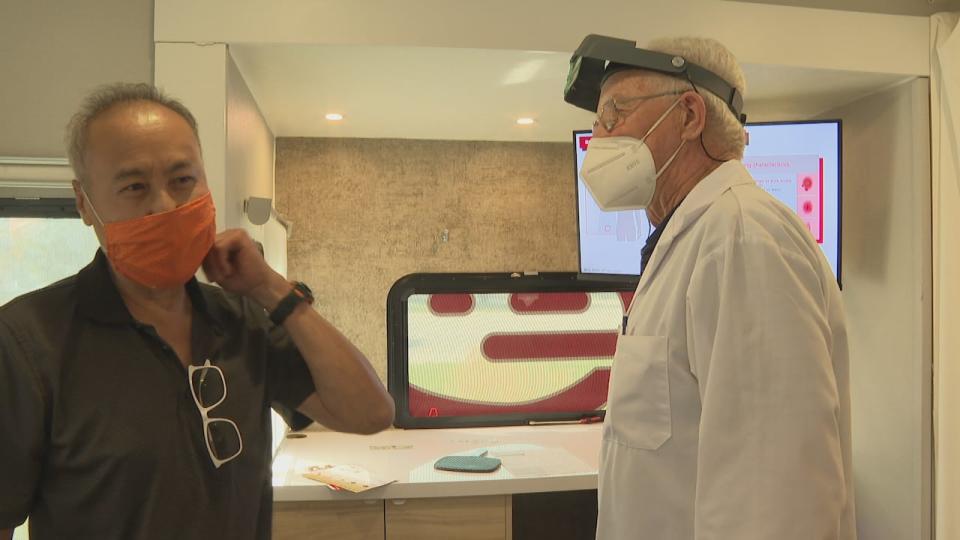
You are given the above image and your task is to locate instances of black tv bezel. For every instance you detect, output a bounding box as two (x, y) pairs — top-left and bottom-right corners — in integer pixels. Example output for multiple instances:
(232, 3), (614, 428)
(386, 272), (639, 429)
(572, 119), (843, 288)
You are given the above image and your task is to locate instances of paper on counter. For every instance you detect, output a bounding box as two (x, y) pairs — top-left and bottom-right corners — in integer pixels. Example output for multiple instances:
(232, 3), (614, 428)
(303, 464), (395, 493)
(497, 447), (592, 478)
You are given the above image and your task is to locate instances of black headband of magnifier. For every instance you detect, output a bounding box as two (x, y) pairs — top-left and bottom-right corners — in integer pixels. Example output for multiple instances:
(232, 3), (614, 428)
(564, 34), (746, 124)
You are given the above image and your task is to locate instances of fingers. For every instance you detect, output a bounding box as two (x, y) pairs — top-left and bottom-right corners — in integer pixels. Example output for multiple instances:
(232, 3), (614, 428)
(202, 250), (225, 283)
(202, 229), (257, 286)
(202, 233), (234, 282)
(201, 262), (216, 283)
(217, 236), (235, 276)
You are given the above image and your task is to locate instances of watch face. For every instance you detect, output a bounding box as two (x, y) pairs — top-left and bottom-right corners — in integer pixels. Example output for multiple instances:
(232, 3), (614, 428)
(295, 282), (314, 302)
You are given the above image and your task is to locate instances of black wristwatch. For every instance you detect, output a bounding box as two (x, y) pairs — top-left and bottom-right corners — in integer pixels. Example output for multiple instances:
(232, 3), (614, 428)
(269, 281), (314, 326)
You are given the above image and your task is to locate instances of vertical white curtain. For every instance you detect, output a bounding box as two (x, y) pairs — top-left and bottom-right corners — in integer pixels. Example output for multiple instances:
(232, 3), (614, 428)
(932, 12), (960, 540)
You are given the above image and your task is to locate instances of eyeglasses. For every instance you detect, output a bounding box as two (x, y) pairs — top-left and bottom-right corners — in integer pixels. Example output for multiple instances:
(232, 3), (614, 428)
(188, 359), (243, 468)
(594, 91), (682, 132)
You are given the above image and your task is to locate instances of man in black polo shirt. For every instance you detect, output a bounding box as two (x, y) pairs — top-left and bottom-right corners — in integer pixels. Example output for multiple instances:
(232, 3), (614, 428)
(0, 83), (395, 540)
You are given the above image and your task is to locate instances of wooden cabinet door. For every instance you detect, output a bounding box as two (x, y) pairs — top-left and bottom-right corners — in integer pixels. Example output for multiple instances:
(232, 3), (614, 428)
(385, 495), (511, 540)
(274, 500), (385, 540)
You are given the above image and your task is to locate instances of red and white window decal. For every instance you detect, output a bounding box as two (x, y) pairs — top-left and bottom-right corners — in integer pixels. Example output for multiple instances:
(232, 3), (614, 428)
(407, 291), (632, 418)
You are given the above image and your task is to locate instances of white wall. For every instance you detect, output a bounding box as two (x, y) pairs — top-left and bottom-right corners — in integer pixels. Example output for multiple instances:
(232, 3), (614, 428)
(0, 0), (153, 158)
(154, 44), (277, 238)
(931, 12), (960, 540)
(154, 0), (928, 76)
(226, 49), (276, 243)
(820, 78), (933, 540)
(154, 43), (228, 232)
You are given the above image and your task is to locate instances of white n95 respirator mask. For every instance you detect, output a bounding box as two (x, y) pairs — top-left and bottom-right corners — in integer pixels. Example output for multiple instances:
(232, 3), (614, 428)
(580, 99), (685, 211)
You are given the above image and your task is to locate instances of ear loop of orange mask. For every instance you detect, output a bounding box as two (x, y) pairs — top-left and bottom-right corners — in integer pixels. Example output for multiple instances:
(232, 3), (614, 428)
(79, 184), (107, 229)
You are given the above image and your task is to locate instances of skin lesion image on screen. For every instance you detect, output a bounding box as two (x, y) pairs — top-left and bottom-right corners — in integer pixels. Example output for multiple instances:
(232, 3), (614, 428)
(405, 291), (634, 419)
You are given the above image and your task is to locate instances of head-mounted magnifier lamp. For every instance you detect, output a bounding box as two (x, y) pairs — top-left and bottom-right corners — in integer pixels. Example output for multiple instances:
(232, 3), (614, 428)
(564, 34), (746, 124)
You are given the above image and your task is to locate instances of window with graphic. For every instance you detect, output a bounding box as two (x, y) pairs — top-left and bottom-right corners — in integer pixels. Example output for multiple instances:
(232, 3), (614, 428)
(388, 274), (638, 428)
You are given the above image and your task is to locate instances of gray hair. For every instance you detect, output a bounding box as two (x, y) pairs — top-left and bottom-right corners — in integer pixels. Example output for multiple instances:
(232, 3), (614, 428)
(639, 37), (748, 160)
(65, 82), (200, 182)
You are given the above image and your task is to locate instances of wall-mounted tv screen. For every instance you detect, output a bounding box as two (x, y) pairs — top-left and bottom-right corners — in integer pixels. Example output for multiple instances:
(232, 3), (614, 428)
(575, 120), (841, 283)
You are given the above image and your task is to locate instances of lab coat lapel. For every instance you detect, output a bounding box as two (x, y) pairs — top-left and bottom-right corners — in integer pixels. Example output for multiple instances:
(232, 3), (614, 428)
(631, 161), (756, 302)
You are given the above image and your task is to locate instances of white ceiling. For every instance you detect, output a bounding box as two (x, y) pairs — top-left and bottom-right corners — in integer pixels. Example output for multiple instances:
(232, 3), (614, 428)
(230, 43), (914, 143)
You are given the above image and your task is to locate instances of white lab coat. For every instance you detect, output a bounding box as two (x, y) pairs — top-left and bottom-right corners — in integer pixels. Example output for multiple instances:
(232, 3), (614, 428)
(597, 161), (855, 540)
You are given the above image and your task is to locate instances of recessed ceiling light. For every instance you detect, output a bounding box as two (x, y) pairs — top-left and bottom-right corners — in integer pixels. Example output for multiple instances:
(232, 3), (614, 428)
(516, 117), (535, 125)
(325, 113), (344, 121)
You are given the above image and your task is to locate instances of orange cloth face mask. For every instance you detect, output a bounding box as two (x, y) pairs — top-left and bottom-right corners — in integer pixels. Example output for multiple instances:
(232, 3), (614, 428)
(82, 189), (216, 288)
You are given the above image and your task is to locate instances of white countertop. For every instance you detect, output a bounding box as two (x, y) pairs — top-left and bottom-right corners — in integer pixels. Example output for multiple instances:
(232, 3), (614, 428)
(272, 424), (602, 501)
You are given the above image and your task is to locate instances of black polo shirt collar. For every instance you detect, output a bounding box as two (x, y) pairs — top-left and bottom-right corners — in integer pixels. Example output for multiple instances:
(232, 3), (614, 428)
(76, 250), (236, 336)
(76, 250), (134, 325)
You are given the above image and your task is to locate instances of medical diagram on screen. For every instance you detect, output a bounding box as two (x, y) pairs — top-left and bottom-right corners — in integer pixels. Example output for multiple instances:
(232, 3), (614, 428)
(575, 121), (841, 278)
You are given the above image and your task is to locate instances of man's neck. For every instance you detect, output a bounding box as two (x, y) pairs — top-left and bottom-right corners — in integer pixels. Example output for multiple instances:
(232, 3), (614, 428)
(646, 152), (724, 227)
(107, 262), (192, 323)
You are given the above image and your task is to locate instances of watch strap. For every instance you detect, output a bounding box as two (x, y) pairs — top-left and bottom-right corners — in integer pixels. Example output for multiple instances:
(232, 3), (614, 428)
(269, 282), (313, 326)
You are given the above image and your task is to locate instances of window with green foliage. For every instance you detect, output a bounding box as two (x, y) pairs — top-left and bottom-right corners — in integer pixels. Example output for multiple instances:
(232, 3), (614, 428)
(0, 199), (100, 306)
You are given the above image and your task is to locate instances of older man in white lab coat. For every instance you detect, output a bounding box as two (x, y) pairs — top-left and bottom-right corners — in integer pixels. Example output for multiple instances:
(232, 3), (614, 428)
(566, 36), (856, 539)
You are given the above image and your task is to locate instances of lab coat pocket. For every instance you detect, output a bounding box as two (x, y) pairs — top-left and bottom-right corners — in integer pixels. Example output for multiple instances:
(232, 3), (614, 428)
(605, 335), (671, 450)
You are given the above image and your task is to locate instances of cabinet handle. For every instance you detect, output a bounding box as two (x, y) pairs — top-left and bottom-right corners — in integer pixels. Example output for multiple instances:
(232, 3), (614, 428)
(391, 500), (407, 506)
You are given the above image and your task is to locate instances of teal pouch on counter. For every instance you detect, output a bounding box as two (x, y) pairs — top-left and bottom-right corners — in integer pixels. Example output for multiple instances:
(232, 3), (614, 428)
(434, 455), (502, 473)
